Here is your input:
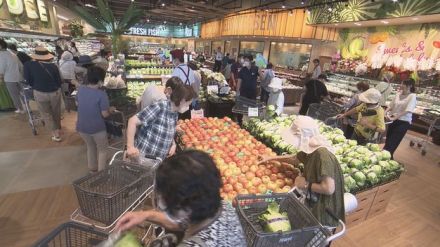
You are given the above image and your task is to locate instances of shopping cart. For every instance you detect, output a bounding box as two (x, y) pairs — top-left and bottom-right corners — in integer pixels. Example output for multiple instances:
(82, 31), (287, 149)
(235, 192), (345, 247)
(70, 151), (161, 232)
(19, 85), (45, 135)
(105, 110), (127, 151)
(232, 96), (265, 117)
(408, 112), (440, 156)
(307, 101), (343, 122)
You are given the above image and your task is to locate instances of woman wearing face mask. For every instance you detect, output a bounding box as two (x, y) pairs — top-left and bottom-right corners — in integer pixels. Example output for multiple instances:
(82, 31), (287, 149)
(139, 76), (181, 110)
(337, 88), (386, 145)
(76, 66), (115, 173)
(116, 150), (246, 247)
(126, 77), (197, 163)
(259, 63), (275, 104)
(384, 79), (417, 159)
(267, 77), (285, 116)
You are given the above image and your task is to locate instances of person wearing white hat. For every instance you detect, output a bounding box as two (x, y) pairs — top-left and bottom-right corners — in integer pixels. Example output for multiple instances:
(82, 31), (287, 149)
(281, 116), (345, 227)
(337, 88), (385, 145)
(266, 77), (284, 116)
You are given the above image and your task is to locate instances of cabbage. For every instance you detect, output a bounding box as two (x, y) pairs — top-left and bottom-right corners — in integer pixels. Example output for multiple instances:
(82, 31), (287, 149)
(388, 160), (401, 171)
(367, 143), (381, 152)
(115, 232), (142, 247)
(353, 171), (367, 187)
(349, 159), (364, 169)
(333, 135), (346, 144)
(378, 161), (391, 171)
(344, 175), (357, 192)
(380, 150), (392, 161)
(371, 165), (382, 175)
(259, 202), (292, 233)
(367, 172), (379, 185)
(348, 140), (357, 146)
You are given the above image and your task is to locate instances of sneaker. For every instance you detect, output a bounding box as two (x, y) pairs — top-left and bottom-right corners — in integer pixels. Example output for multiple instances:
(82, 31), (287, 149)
(51, 136), (62, 142)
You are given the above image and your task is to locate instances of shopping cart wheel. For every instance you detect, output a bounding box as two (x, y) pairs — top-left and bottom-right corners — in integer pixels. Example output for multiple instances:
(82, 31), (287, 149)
(409, 141), (415, 147)
(421, 149), (427, 156)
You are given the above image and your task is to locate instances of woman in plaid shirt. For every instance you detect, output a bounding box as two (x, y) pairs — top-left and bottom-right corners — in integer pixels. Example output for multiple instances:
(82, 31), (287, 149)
(126, 77), (197, 162)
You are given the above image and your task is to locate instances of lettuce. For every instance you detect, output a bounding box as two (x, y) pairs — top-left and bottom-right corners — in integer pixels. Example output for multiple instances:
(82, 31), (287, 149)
(259, 202), (292, 233)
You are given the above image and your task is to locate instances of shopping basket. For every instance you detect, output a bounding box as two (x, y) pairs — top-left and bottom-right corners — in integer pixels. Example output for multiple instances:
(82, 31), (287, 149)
(307, 102), (343, 122)
(32, 221), (108, 247)
(73, 161), (154, 225)
(232, 96), (265, 116)
(235, 193), (332, 247)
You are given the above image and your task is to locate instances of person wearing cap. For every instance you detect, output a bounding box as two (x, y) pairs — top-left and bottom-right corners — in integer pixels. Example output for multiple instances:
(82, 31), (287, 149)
(171, 49), (196, 88)
(59, 51), (77, 95)
(342, 81), (370, 139)
(0, 38), (24, 114)
(75, 55), (94, 85)
(24, 46), (63, 142)
(337, 88), (386, 145)
(299, 75), (329, 115)
(281, 116), (345, 227)
(267, 77), (284, 116)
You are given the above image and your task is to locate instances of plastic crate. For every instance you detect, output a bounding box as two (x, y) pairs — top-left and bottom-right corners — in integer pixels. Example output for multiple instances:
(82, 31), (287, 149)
(32, 222), (107, 247)
(73, 161), (154, 225)
(235, 193), (330, 247)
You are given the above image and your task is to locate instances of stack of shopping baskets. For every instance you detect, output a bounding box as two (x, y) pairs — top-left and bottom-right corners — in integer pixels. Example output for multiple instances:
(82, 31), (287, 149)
(32, 152), (160, 247)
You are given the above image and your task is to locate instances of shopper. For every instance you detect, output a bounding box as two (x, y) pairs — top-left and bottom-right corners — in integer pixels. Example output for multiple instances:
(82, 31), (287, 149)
(8, 43), (32, 65)
(259, 62), (275, 104)
(311, 58), (322, 79)
(59, 51), (77, 95)
(281, 116), (345, 227)
(236, 54), (260, 125)
(299, 76), (329, 115)
(76, 66), (114, 172)
(230, 54), (243, 90)
(267, 77), (285, 116)
(384, 79), (417, 159)
(222, 52), (230, 69)
(116, 150), (246, 246)
(75, 55), (94, 85)
(24, 46), (63, 141)
(0, 39), (24, 114)
(70, 41), (80, 58)
(55, 45), (64, 62)
(213, 47), (223, 72)
(171, 49), (195, 87)
(222, 58), (233, 83)
(375, 72), (393, 108)
(342, 81), (370, 138)
(93, 49), (109, 72)
(140, 75), (182, 110)
(337, 88), (385, 145)
(126, 77), (196, 162)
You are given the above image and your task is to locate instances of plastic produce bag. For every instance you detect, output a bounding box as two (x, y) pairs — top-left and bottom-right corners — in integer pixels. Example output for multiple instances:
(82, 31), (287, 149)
(259, 202), (291, 233)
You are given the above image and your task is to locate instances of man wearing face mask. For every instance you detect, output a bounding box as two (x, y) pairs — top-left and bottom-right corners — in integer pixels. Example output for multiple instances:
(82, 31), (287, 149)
(213, 47), (223, 72)
(230, 54), (244, 90)
(237, 54), (259, 100)
(171, 49), (196, 88)
(126, 77), (197, 163)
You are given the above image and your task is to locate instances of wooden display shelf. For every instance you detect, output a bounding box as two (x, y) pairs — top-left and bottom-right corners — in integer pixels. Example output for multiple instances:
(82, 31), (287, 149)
(346, 187), (378, 227)
(366, 180), (399, 220)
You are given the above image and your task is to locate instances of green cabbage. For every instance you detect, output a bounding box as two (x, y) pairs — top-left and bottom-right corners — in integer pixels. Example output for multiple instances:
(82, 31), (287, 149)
(353, 171), (367, 187)
(259, 202), (292, 233)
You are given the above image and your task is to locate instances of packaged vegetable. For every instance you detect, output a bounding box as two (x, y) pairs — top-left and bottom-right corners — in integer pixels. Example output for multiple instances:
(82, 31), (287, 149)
(259, 202), (291, 233)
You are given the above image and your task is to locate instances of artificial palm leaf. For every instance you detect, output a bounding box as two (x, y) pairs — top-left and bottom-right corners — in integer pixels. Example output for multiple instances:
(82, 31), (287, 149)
(73, 5), (107, 31)
(96, 0), (115, 30)
(118, 3), (144, 31)
(390, 0), (440, 18)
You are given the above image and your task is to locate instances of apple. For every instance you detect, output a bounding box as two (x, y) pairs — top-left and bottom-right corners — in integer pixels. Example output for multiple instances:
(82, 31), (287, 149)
(238, 175), (248, 185)
(238, 189), (249, 195)
(255, 170), (264, 178)
(267, 183), (277, 191)
(249, 165), (258, 173)
(264, 169), (272, 176)
(248, 187), (258, 194)
(241, 166), (250, 173)
(275, 179), (286, 188)
(224, 170), (233, 177)
(228, 191), (238, 200)
(246, 171), (255, 180)
(277, 173), (285, 179)
(224, 184), (233, 193)
(252, 177), (262, 186)
(257, 184), (267, 194)
(261, 176), (271, 184)
(220, 192), (228, 199)
(270, 174), (278, 182)
(271, 167), (279, 174)
(281, 186), (292, 193)
(284, 178), (294, 186)
(234, 182), (244, 191)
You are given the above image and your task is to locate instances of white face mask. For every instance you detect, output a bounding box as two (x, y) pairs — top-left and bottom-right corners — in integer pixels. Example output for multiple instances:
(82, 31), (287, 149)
(174, 101), (191, 113)
(240, 58), (244, 64)
(244, 61), (251, 67)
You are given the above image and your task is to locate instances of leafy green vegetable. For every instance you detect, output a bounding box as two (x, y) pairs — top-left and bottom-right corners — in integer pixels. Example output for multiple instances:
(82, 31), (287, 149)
(259, 202), (291, 233)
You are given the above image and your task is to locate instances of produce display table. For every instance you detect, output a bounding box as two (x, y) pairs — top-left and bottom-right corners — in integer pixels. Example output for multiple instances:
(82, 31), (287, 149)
(282, 87), (302, 106)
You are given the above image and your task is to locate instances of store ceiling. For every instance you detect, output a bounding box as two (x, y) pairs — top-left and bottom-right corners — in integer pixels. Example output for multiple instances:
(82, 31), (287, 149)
(58, 0), (348, 25)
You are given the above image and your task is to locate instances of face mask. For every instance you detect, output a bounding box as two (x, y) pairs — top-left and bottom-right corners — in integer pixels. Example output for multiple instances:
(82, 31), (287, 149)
(244, 61), (251, 67)
(173, 59), (179, 66)
(240, 58), (244, 64)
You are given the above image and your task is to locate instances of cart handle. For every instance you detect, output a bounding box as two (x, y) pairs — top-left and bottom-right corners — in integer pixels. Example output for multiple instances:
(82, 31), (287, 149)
(324, 208), (346, 244)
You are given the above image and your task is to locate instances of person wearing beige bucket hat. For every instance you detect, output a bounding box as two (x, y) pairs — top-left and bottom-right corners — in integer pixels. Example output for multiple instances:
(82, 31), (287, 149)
(24, 46), (63, 142)
(281, 116), (345, 227)
(337, 88), (386, 145)
(266, 77), (285, 116)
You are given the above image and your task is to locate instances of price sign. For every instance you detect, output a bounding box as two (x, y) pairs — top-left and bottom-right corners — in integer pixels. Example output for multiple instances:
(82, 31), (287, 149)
(207, 85), (219, 95)
(191, 109), (205, 119)
(248, 107), (259, 117)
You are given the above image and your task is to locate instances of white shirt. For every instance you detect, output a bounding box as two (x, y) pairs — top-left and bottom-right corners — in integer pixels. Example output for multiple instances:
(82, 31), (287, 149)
(172, 64), (195, 86)
(59, 60), (77, 80)
(311, 65), (321, 79)
(140, 85), (167, 110)
(193, 70), (201, 96)
(0, 50), (22, 82)
(215, 51), (223, 61)
(389, 93), (417, 123)
(375, 81), (393, 106)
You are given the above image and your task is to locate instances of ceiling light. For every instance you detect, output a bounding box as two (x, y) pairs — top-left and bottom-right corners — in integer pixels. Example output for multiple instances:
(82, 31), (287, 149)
(164, 21), (167, 24)
(282, 5), (286, 9)
(161, 3), (165, 7)
(392, 0), (398, 2)
(147, 19), (150, 22)
(381, 20), (389, 24)
(301, 1), (305, 5)
(85, 4), (96, 9)
(179, 22), (182, 25)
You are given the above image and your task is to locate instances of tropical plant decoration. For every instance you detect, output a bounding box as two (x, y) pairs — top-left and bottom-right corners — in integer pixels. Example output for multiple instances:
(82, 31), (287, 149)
(73, 0), (143, 55)
(389, 0), (440, 18)
(338, 0), (377, 22)
(68, 20), (84, 38)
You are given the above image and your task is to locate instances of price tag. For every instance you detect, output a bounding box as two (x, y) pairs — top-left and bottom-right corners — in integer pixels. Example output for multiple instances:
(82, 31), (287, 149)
(207, 85), (219, 95)
(248, 107), (259, 117)
(191, 109), (205, 119)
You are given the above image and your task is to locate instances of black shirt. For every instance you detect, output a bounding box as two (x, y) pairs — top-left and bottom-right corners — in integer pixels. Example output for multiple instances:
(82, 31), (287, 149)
(238, 65), (259, 100)
(303, 79), (328, 104)
(24, 61), (62, 92)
